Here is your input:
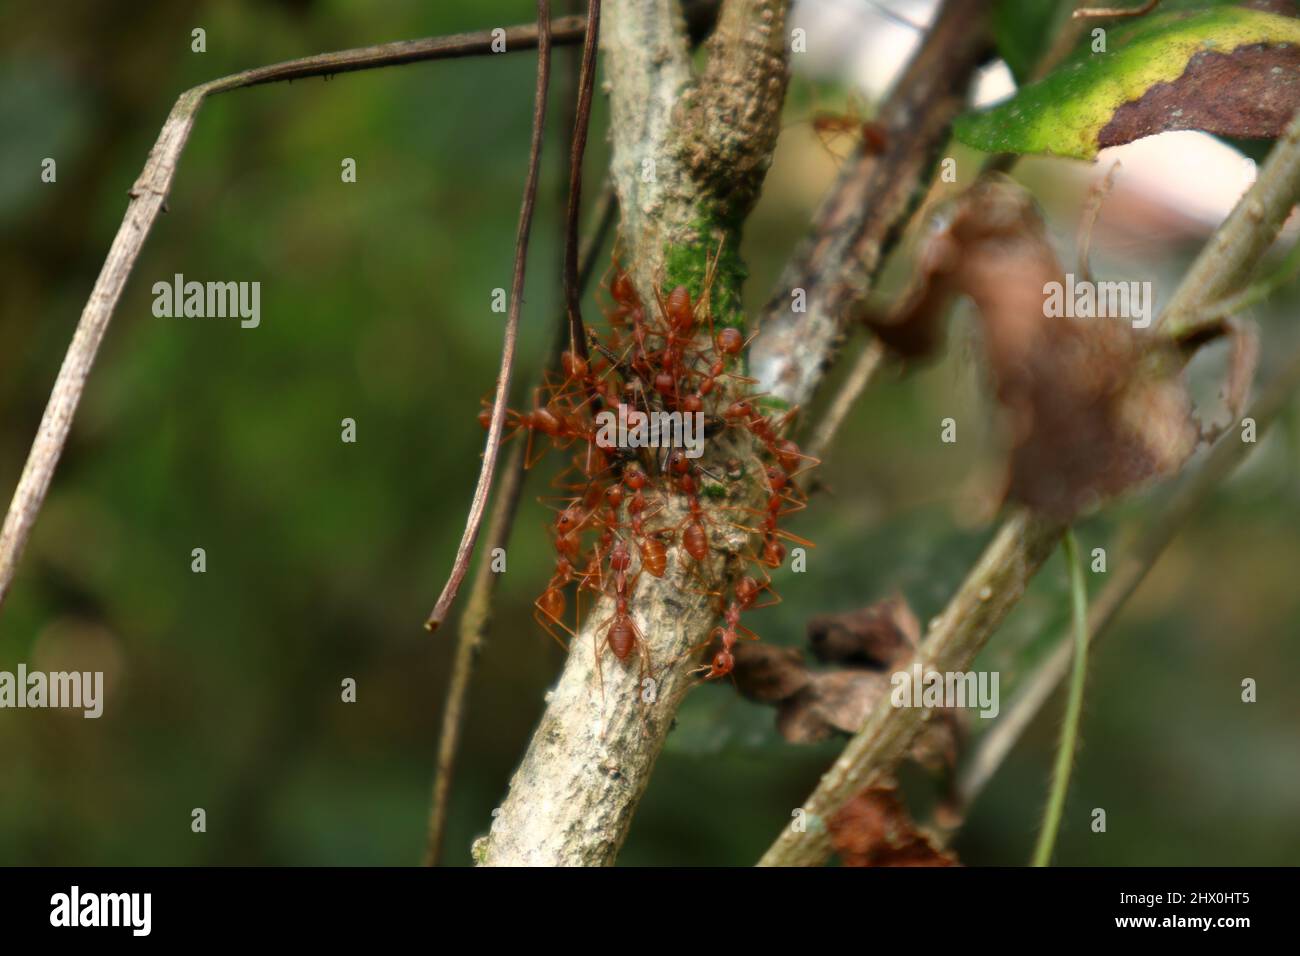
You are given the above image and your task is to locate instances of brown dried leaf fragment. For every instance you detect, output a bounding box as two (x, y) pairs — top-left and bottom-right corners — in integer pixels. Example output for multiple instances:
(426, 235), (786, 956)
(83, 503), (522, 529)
(807, 593), (921, 669)
(775, 669), (892, 743)
(729, 642), (811, 703)
(880, 176), (1198, 520)
(829, 785), (959, 867)
(1099, 44), (1300, 150)
(998, 310), (1197, 519)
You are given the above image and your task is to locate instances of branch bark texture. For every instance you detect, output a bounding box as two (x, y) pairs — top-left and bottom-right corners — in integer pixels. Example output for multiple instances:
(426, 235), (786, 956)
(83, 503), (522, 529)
(476, 0), (790, 867)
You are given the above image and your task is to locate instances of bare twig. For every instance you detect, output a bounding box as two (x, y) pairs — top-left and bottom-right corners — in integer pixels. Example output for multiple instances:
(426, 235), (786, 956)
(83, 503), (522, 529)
(422, 439), (528, 867)
(758, 510), (1065, 866)
(422, 188), (616, 866)
(805, 340), (885, 462)
(0, 15), (590, 613)
(1077, 161), (1120, 284)
(758, 108), (1300, 868)
(562, 0), (603, 361)
(1161, 115), (1300, 338)
(424, 4), (554, 632)
(959, 337), (1300, 809)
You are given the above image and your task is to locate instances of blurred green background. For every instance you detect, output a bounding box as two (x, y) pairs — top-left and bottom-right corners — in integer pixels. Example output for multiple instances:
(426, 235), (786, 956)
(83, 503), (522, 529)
(1, 0), (1297, 866)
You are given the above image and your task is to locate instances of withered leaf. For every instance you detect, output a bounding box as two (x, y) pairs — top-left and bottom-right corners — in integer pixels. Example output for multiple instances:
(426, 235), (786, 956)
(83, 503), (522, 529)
(997, 316), (1197, 519)
(1099, 44), (1300, 150)
(829, 785), (959, 868)
(728, 642), (811, 703)
(807, 593), (921, 669)
(879, 177), (1197, 520)
(775, 669), (891, 744)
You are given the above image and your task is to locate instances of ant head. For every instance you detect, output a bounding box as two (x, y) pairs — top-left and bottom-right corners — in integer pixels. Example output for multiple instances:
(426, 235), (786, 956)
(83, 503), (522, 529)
(707, 648), (735, 680)
(724, 399), (753, 421)
(555, 504), (585, 533)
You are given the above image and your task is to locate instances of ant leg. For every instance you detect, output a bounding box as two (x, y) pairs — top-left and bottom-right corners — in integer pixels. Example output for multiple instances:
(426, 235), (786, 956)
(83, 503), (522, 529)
(533, 601), (575, 651)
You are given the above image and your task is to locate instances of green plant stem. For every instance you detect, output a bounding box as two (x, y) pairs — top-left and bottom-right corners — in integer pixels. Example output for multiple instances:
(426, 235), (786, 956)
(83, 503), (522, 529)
(1032, 529), (1089, 867)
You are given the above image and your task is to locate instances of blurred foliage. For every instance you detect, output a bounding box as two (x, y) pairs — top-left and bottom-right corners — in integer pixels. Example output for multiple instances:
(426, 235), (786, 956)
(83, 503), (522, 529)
(0, 0), (1298, 867)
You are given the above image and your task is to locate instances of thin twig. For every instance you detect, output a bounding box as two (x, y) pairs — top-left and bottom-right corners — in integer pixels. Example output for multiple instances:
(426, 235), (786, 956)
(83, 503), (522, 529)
(0, 15), (589, 613)
(422, 188), (616, 866)
(805, 339), (884, 462)
(422, 439), (527, 867)
(1030, 530), (1088, 867)
(959, 337), (1300, 810)
(1179, 237), (1300, 331)
(424, 3), (554, 633)
(1077, 161), (1120, 285)
(563, 0), (603, 361)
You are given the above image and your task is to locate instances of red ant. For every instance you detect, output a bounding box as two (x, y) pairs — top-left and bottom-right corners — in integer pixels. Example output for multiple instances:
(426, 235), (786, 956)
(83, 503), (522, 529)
(663, 450), (712, 577)
(590, 538), (652, 707)
(685, 566), (781, 681)
(812, 113), (888, 157)
(534, 556), (590, 649)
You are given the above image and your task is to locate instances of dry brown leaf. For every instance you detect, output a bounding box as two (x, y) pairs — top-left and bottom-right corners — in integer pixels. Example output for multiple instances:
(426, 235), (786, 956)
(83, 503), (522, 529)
(829, 785), (959, 867)
(728, 642), (811, 703)
(1099, 44), (1300, 150)
(807, 593), (921, 669)
(871, 176), (1198, 520)
(775, 669), (892, 744)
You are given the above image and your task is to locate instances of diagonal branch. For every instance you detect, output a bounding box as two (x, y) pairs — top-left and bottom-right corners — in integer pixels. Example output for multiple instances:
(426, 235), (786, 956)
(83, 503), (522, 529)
(0, 15), (590, 613)
(749, 0), (993, 407)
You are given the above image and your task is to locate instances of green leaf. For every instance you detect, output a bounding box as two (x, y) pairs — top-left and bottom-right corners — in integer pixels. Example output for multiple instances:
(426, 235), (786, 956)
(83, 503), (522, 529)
(957, 6), (1300, 160)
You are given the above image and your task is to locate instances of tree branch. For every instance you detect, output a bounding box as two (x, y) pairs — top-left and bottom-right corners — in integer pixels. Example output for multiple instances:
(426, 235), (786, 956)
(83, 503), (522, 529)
(562, 0), (604, 361)
(749, 0), (993, 407)
(475, 0), (790, 867)
(425, 4), (554, 631)
(423, 189), (617, 866)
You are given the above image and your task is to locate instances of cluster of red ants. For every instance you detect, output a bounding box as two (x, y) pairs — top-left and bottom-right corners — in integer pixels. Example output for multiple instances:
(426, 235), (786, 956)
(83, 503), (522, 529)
(482, 260), (817, 685)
